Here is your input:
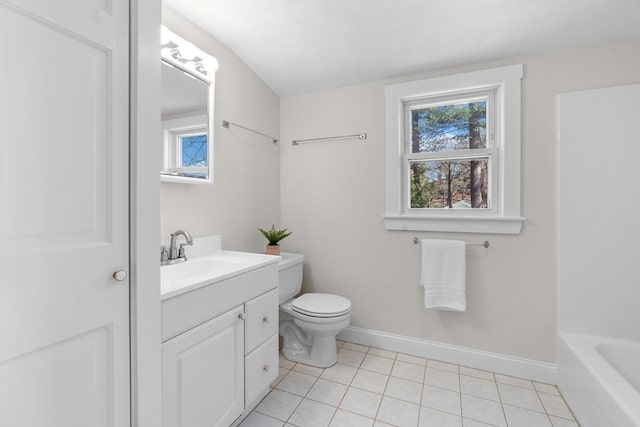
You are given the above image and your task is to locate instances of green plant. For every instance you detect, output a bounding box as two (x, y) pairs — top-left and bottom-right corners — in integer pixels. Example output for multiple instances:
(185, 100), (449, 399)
(258, 224), (292, 246)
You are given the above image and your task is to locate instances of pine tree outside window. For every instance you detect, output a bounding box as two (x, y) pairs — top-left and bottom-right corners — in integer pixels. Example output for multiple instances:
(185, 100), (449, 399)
(384, 65), (524, 234)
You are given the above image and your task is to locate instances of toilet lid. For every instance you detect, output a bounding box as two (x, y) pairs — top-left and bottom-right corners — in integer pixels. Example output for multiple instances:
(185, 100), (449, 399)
(291, 293), (352, 318)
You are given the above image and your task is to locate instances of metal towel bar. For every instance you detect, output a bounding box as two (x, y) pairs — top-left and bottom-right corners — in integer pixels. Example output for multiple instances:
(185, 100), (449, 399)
(292, 132), (367, 146)
(222, 120), (279, 144)
(412, 237), (489, 248)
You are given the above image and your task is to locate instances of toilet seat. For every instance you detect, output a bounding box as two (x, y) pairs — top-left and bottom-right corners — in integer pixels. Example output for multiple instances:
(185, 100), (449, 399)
(291, 293), (351, 318)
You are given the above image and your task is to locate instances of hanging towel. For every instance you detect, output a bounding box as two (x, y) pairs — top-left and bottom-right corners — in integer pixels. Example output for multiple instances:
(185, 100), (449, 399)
(420, 239), (466, 311)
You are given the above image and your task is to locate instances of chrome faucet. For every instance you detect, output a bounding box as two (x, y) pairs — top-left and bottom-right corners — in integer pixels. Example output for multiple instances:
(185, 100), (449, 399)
(161, 230), (193, 265)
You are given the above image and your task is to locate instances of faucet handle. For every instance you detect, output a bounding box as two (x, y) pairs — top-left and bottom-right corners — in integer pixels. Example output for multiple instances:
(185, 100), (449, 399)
(160, 246), (169, 263)
(178, 244), (188, 259)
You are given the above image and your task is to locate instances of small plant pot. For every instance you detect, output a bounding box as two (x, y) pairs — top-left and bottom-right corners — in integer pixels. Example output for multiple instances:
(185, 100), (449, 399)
(266, 244), (280, 256)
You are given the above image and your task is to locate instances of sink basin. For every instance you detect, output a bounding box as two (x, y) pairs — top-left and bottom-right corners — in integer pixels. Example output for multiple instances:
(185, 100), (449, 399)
(161, 249), (279, 299)
(162, 257), (239, 286)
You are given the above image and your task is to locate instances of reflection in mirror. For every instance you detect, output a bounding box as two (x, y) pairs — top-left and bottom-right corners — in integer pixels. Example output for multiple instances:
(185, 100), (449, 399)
(160, 26), (218, 184)
(161, 61), (209, 179)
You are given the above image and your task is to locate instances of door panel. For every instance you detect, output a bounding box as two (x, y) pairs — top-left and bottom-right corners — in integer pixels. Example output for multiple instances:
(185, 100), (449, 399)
(0, 1), (130, 426)
(1, 3), (112, 253)
(0, 326), (113, 427)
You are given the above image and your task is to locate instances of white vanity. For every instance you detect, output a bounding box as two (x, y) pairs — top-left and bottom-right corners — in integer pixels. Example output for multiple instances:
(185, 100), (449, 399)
(161, 236), (279, 427)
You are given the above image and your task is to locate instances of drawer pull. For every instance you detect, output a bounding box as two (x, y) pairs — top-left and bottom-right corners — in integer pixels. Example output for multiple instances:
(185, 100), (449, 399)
(262, 364), (270, 372)
(238, 312), (246, 320)
(262, 316), (269, 324)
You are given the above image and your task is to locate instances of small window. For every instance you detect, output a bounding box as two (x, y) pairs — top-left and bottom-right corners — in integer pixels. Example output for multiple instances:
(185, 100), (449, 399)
(385, 65), (524, 234)
(162, 116), (209, 180)
(179, 132), (208, 174)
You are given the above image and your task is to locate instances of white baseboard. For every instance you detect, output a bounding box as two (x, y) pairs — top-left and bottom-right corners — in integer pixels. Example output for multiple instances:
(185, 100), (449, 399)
(337, 326), (557, 384)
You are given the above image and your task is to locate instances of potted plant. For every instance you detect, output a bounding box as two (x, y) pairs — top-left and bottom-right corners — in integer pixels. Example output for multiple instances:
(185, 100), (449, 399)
(258, 224), (292, 256)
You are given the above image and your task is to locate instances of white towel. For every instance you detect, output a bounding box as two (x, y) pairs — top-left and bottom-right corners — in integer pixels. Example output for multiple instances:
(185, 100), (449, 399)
(420, 239), (466, 311)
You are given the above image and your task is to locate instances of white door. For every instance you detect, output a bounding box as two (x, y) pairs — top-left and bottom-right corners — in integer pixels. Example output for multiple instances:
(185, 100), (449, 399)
(0, 1), (130, 426)
(162, 306), (245, 427)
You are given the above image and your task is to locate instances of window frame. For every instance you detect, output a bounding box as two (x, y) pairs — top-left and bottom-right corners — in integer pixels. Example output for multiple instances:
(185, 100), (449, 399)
(403, 89), (497, 214)
(161, 114), (210, 181)
(384, 64), (524, 234)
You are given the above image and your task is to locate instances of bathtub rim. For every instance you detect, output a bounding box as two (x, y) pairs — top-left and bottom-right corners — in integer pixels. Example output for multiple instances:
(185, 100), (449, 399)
(558, 332), (640, 426)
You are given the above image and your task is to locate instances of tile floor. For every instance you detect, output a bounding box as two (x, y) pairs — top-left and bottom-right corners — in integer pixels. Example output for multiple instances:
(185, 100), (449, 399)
(240, 340), (579, 427)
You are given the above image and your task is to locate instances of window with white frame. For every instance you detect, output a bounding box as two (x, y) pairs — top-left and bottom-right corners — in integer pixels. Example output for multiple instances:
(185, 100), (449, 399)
(384, 64), (524, 234)
(162, 115), (209, 179)
(166, 127), (208, 179)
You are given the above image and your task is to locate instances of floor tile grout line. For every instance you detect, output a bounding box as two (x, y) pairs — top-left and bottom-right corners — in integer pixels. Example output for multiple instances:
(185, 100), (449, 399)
(537, 389), (554, 419)
(331, 354), (367, 423)
(415, 366), (427, 427)
(266, 360), (320, 424)
(282, 365), (327, 426)
(324, 358), (360, 427)
(493, 371), (509, 427)
(558, 391), (580, 424)
(537, 388), (579, 422)
(372, 355), (397, 424)
(457, 366), (464, 425)
(351, 356), (383, 423)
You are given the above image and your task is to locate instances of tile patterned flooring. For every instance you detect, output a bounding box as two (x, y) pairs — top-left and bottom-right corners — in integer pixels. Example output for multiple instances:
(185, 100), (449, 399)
(240, 341), (579, 427)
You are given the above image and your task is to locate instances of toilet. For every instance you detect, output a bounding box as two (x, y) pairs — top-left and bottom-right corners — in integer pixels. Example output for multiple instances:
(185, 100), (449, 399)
(278, 253), (351, 368)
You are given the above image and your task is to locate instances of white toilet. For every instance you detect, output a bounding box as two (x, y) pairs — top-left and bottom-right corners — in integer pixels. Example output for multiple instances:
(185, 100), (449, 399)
(278, 253), (351, 368)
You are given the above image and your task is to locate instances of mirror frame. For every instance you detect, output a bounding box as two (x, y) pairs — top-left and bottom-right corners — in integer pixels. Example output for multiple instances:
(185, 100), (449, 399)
(160, 26), (218, 184)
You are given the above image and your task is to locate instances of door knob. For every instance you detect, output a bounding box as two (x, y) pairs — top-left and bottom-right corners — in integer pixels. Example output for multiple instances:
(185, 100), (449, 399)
(112, 270), (127, 281)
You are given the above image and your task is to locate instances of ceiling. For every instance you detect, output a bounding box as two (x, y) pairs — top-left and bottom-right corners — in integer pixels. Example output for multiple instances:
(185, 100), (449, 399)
(163, 0), (640, 96)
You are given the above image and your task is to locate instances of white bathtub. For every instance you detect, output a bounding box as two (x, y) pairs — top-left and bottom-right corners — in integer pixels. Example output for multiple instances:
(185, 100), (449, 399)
(557, 333), (640, 427)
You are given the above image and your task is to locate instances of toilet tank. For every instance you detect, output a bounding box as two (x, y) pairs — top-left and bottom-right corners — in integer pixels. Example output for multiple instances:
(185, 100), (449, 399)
(278, 252), (304, 304)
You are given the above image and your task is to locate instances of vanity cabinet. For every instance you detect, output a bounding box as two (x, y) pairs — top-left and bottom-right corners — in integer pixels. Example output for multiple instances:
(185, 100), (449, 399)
(161, 260), (279, 427)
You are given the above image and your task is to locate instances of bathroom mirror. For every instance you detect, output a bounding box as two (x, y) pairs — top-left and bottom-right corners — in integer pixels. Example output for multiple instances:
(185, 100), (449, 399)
(160, 26), (218, 184)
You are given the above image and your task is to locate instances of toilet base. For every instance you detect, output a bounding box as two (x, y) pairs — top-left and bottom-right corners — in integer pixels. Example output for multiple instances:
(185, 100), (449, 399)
(281, 334), (338, 368)
(278, 301), (351, 369)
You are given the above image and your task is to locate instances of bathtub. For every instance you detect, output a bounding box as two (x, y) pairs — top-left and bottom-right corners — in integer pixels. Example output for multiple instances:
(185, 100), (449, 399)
(557, 333), (640, 427)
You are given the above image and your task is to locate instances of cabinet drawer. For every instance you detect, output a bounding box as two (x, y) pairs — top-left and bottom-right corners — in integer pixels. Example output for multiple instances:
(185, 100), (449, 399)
(245, 333), (279, 405)
(245, 289), (279, 353)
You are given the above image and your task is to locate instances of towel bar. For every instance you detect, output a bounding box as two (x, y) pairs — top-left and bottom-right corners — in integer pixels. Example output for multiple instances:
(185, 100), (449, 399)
(412, 237), (489, 248)
(292, 132), (367, 146)
(222, 120), (279, 144)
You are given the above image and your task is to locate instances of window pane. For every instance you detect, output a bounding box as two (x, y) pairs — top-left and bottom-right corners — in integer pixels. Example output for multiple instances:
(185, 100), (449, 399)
(181, 134), (207, 167)
(411, 100), (486, 153)
(409, 158), (489, 209)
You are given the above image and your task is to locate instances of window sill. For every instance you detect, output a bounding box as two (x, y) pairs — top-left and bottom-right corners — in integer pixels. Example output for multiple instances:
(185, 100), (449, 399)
(383, 214), (524, 234)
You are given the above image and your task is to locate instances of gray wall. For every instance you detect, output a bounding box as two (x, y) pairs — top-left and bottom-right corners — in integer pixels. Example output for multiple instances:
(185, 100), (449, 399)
(161, 6), (281, 252)
(280, 38), (640, 363)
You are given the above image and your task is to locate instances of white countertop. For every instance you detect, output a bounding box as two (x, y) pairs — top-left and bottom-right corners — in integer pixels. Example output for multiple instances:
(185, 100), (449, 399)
(160, 235), (279, 300)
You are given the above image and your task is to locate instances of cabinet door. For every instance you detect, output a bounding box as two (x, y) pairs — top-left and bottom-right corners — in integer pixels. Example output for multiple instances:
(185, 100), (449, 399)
(163, 306), (244, 427)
